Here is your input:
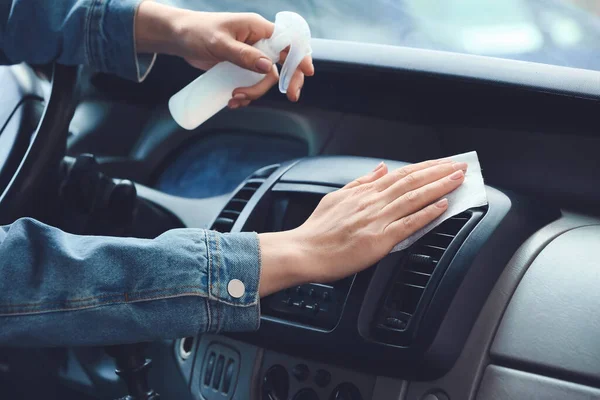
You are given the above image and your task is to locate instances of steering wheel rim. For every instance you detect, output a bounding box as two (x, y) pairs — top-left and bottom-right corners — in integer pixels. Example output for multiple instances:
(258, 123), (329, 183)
(0, 63), (78, 225)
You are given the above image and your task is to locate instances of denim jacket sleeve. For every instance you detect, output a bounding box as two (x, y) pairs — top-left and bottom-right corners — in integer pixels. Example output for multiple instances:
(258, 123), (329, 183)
(0, 218), (262, 347)
(0, 0), (156, 82)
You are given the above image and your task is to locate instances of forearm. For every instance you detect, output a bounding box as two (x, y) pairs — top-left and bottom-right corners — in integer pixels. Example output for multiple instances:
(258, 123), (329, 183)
(0, 218), (263, 346)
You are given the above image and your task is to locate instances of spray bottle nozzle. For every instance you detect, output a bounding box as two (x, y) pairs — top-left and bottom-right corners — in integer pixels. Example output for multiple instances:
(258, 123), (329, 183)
(269, 12), (312, 94)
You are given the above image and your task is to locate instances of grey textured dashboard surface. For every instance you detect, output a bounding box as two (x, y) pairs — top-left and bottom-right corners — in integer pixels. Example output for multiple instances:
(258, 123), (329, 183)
(405, 212), (600, 400)
(477, 366), (600, 400)
(490, 224), (600, 382)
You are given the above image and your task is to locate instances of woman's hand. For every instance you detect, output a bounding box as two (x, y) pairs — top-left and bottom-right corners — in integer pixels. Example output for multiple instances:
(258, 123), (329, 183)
(135, 2), (314, 108)
(258, 159), (467, 296)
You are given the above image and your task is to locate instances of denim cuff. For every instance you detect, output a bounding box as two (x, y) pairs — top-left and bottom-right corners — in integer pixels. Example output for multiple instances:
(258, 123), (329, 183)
(86, 0), (156, 82)
(205, 231), (262, 333)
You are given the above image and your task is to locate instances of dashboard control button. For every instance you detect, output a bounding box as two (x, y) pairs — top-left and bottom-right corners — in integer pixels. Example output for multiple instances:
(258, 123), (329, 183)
(203, 352), (216, 386)
(329, 383), (362, 400)
(292, 363), (310, 381)
(308, 288), (316, 297)
(286, 297), (293, 306)
(322, 291), (331, 302)
(212, 355), (225, 389)
(262, 365), (289, 400)
(312, 303), (320, 314)
(296, 286), (304, 295)
(222, 359), (235, 393)
(314, 369), (331, 388)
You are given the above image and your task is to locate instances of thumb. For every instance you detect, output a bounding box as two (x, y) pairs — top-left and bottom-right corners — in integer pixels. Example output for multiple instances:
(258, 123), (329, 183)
(218, 37), (274, 74)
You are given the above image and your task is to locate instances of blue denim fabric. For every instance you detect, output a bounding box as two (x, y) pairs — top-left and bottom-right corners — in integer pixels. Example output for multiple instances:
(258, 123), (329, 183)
(0, 218), (262, 346)
(0, 0), (155, 81)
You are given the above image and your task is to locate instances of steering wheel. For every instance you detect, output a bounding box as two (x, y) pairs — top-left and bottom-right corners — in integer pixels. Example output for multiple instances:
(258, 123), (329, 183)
(0, 63), (78, 225)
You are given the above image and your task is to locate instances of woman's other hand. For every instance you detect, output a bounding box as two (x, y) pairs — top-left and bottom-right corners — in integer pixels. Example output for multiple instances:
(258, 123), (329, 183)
(135, 3), (314, 108)
(258, 159), (468, 296)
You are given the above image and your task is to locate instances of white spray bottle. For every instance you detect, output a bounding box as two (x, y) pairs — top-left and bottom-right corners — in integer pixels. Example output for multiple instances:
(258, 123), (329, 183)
(168, 12), (312, 131)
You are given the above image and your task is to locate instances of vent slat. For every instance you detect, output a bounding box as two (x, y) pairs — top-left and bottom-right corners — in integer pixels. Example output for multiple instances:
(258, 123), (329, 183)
(404, 270), (431, 287)
(437, 217), (469, 235)
(236, 188), (258, 200)
(244, 180), (264, 189)
(402, 283), (427, 290)
(220, 210), (241, 220)
(425, 232), (455, 248)
(423, 244), (447, 252)
(226, 198), (249, 212)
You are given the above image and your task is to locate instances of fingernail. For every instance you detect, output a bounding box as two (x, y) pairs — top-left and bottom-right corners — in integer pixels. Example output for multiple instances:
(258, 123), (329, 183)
(233, 93), (248, 101)
(453, 162), (468, 172)
(256, 57), (272, 73)
(436, 198), (449, 208)
(373, 162), (384, 172)
(437, 158), (452, 164)
(450, 170), (464, 180)
(230, 102), (239, 109)
(296, 88), (301, 101)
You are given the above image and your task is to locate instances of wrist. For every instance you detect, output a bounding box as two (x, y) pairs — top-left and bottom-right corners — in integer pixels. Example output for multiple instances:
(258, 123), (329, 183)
(258, 230), (313, 297)
(134, 1), (187, 55)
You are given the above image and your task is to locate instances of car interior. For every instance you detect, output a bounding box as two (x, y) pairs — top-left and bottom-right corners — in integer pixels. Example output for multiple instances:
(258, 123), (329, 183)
(2, 2), (600, 399)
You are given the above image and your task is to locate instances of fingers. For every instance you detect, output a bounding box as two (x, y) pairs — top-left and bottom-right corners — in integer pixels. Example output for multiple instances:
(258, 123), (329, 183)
(221, 13), (275, 72)
(229, 65), (279, 108)
(382, 169), (465, 219)
(238, 13), (276, 44)
(343, 162), (388, 189)
(287, 71), (305, 102)
(384, 198), (449, 244)
(373, 158), (452, 191)
(381, 162), (467, 202)
(217, 35), (274, 73)
(228, 94), (251, 109)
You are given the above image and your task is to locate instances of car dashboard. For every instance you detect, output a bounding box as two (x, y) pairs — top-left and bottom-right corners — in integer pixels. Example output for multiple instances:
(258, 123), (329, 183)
(2, 32), (600, 400)
(133, 152), (599, 400)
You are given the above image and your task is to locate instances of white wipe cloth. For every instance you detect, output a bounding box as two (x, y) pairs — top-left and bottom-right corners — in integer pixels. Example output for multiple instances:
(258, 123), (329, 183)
(391, 151), (488, 253)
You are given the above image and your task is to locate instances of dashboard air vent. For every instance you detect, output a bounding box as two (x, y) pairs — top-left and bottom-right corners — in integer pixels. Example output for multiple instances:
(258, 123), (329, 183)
(200, 343), (240, 400)
(375, 211), (476, 335)
(211, 165), (279, 233)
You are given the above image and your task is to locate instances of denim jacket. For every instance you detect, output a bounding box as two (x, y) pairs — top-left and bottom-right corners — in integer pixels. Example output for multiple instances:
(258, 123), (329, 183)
(0, 1), (264, 347)
(0, 0), (155, 82)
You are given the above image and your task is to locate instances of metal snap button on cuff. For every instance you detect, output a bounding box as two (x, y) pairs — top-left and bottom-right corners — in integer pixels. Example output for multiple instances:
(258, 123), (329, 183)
(228, 279), (245, 298)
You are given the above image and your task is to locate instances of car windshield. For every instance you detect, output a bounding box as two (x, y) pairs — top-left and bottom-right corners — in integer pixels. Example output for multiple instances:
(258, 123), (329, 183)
(167, 0), (600, 72)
